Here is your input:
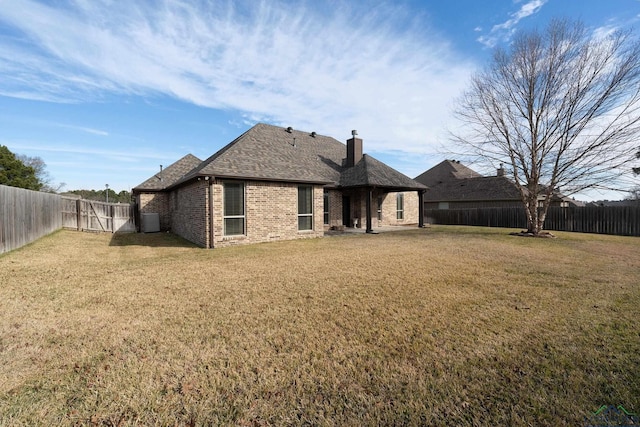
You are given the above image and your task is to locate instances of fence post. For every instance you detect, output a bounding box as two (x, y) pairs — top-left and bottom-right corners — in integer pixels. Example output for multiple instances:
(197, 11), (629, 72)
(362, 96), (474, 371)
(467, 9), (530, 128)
(110, 204), (115, 233)
(76, 198), (82, 231)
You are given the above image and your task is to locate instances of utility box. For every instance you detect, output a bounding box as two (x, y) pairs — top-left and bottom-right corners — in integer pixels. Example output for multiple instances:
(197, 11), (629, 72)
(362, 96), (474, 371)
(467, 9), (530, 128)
(141, 213), (160, 233)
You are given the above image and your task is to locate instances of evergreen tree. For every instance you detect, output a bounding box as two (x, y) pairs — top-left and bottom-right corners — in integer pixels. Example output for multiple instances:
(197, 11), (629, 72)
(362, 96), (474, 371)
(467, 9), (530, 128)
(0, 145), (42, 190)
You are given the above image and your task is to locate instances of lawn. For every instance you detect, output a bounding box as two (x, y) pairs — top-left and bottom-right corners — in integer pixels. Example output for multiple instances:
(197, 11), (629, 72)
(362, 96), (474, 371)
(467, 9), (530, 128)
(0, 226), (638, 426)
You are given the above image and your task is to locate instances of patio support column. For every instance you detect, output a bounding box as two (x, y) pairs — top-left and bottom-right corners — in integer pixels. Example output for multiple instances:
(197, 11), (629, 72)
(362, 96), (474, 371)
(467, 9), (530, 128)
(366, 187), (374, 233)
(419, 190), (425, 228)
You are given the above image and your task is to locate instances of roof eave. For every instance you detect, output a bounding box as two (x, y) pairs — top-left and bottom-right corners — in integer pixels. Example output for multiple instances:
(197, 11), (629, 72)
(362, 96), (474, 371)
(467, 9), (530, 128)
(167, 172), (333, 189)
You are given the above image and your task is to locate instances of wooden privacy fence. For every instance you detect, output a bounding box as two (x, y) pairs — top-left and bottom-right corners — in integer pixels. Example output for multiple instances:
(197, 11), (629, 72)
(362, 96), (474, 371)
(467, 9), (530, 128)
(62, 197), (136, 233)
(1, 185), (136, 254)
(425, 206), (640, 236)
(1, 184), (62, 254)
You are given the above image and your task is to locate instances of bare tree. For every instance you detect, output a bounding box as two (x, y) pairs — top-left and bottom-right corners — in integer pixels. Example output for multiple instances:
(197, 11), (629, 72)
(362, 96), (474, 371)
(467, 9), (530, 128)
(626, 186), (640, 204)
(452, 20), (640, 235)
(16, 154), (66, 193)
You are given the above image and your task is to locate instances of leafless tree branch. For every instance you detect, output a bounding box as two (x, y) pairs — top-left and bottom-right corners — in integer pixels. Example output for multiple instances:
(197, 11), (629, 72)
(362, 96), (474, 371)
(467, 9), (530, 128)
(450, 19), (640, 234)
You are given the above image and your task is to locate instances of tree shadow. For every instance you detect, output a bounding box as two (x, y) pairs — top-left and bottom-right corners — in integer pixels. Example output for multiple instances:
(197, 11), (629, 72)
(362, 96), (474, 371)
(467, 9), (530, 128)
(109, 231), (199, 248)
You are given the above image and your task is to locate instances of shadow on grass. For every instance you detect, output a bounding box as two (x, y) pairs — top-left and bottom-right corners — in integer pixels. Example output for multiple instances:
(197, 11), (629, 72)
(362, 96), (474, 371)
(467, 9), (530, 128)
(109, 231), (199, 248)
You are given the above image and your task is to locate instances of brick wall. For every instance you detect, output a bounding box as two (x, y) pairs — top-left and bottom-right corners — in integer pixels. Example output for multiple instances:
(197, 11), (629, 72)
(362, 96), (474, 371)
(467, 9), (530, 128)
(342, 190), (421, 229)
(138, 183), (420, 248)
(400, 191), (420, 225)
(170, 179), (209, 247)
(325, 189), (344, 228)
(211, 180), (324, 248)
(378, 191), (420, 226)
(137, 192), (170, 230)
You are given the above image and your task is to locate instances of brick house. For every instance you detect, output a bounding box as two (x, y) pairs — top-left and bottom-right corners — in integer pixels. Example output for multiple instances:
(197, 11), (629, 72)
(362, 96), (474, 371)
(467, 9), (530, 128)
(414, 160), (583, 210)
(133, 123), (427, 248)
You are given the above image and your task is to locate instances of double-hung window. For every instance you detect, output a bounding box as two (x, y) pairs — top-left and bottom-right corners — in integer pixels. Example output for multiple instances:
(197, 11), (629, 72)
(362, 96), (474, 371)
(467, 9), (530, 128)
(298, 185), (313, 230)
(224, 182), (245, 235)
(396, 192), (404, 220)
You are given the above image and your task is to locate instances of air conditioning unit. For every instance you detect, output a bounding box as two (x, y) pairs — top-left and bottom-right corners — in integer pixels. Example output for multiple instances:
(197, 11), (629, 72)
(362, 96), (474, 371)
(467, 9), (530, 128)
(141, 213), (160, 233)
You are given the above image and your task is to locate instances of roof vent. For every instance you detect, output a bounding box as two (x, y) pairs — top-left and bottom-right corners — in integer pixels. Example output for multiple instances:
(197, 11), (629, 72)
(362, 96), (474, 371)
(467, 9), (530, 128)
(286, 126), (293, 133)
(310, 131), (316, 137)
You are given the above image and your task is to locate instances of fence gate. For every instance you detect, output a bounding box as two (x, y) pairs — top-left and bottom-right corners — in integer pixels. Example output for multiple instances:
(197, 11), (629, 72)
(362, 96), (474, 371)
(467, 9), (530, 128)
(62, 197), (135, 233)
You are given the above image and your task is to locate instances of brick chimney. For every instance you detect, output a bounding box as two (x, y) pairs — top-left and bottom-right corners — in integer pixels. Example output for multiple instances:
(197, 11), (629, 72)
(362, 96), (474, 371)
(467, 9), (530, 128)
(347, 130), (363, 167)
(497, 163), (505, 177)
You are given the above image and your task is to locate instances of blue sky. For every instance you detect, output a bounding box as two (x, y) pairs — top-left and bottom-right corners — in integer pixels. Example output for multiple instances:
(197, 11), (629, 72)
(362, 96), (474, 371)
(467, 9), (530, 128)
(1, 0), (639, 199)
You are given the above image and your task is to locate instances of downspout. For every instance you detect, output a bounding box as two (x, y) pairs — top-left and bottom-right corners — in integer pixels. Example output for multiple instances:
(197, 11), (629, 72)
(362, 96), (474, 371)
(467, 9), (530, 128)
(366, 187), (374, 233)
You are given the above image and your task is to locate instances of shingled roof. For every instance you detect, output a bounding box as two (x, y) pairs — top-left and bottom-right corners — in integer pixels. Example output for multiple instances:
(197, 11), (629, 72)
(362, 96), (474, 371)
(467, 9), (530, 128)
(424, 175), (523, 202)
(137, 123), (425, 191)
(414, 160), (482, 188)
(340, 154), (427, 191)
(415, 160), (521, 202)
(415, 160), (586, 205)
(177, 123), (344, 185)
(133, 154), (202, 191)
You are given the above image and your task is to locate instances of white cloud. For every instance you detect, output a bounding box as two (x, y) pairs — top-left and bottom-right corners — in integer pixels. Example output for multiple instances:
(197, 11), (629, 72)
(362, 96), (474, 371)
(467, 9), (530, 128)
(2, 140), (180, 162)
(0, 0), (476, 157)
(53, 124), (109, 136)
(477, 0), (547, 48)
(592, 24), (619, 40)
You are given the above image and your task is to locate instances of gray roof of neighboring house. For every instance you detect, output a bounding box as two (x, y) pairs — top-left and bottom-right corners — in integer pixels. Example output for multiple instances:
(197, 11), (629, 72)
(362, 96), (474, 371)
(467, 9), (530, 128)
(424, 175), (523, 202)
(134, 123), (426, 191)
(415, 160), (584, 206)
(414, 160), (483, 188)
(416, 160), (524, 202)
(133, 154), (202, 191)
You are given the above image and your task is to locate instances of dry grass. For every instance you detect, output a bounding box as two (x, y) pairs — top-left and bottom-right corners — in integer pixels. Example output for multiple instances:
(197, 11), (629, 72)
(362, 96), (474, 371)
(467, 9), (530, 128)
(0, 226), (638, 426)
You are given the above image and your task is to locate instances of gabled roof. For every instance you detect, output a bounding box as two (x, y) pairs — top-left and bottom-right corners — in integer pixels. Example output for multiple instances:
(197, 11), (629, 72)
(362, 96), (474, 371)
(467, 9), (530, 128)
(414, 160), (482, 188)
(416, 160), (522, 202)
(134, 123), (426, 191)
(133, 154), (202, 191)
(415, 160), (583, 205)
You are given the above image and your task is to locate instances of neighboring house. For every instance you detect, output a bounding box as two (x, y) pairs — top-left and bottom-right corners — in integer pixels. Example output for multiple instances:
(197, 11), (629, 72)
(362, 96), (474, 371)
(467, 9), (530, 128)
(133, 123), (427, 248)
(414, 160), (583, 210)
